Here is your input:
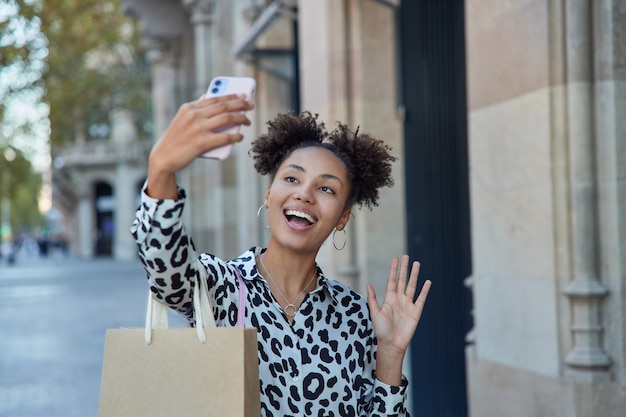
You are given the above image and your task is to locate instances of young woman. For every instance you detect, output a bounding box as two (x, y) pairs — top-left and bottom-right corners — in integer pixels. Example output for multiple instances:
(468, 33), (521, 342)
(131, 93), (431, 416)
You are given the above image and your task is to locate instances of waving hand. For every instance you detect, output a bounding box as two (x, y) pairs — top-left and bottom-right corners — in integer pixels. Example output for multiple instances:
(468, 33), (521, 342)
(367, 255), (431, 385)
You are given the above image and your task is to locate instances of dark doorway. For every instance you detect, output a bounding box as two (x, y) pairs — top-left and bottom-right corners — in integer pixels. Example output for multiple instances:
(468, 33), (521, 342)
(94, 181), (114, 256)
(399, 1), (472, 416)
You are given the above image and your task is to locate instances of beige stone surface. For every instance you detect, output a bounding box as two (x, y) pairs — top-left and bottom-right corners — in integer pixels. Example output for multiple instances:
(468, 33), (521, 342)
(465, 0), (550, 110)
(468, 350), (626, 417)
(298, 0), (339, 115)
(348, 1), (397, 103)
(467, 352), (574, 417)
(469, 89), (555, 278)
(473, 272), (560, 376)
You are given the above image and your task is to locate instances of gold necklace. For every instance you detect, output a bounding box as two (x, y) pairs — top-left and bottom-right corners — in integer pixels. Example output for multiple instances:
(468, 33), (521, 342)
(259, 254), (317, 318)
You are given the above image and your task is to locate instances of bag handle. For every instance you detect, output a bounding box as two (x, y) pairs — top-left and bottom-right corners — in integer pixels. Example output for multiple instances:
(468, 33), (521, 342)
(192, 260), (217, 342)
(233, 267), (246, 327)
(145, 258), (215, 344)
(145, 259), (247, 345)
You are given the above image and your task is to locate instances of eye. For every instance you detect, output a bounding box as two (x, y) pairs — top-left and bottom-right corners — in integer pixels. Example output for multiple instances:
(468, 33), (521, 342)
(320, 186), (334, 194)
(285, 176), (298, 183)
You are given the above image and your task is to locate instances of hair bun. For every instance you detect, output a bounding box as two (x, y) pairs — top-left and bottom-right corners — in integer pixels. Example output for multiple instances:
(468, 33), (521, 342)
(249, 111), (396, 209)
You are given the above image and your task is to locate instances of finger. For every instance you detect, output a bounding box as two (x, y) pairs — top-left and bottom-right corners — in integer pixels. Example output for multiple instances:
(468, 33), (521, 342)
(192, 113), (251, 156)
(208, 94), (255, 110)
(396, 254), (410, 294)
(189, 95), (255, 116)
(414, 279), (432, 308)
(385, 257), (400, 294)
(366, 284), (380, 316)
(204, 113), (252, 133)
(201, 98), (255, 118)
(199, 93), (245, 105)
(198, 132), (244, 154)
(189, 96), (253, 121)
(405, 260), (421, 299)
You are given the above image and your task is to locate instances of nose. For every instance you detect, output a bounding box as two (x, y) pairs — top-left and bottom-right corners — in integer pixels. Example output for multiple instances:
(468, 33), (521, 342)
(294, 183), (315, 204)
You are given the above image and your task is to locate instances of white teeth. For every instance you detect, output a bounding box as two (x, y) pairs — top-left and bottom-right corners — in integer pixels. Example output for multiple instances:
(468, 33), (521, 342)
(285, 210), (316, 224)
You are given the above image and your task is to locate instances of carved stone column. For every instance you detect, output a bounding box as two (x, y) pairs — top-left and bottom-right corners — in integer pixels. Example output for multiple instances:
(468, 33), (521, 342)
(122, 0), (187, 137)
(563, 281), (610, 377)
(562, 0), (611, 380)
(181, 0), (222, 254)
(183, 0), (215, 94)
(76, 179), (94, 258)
(113, 162), (138, 260)
(142, 38), (181, 139)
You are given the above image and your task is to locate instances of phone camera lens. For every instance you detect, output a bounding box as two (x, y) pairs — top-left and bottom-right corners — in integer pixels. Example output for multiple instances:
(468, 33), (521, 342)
(215, 80), (222, 86)
(211, 87), (219, 94)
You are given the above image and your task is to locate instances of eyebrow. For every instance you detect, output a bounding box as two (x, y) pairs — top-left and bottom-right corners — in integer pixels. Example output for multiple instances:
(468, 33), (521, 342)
(285, 164), (344, 185)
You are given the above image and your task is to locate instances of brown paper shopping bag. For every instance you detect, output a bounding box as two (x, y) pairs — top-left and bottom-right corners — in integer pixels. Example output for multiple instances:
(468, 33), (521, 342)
(98, 264), (261, 417)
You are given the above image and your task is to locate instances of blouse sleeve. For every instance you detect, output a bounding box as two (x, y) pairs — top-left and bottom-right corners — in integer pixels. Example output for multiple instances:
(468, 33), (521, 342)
(367, 376), (410, 416)
(130, 183), (199, 324)
(361, 300), (411, 416)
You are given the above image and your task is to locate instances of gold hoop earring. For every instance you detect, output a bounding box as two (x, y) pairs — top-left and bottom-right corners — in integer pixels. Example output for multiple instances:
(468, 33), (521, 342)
(257, 204), (269, 229)
(333, 229), (347, 251)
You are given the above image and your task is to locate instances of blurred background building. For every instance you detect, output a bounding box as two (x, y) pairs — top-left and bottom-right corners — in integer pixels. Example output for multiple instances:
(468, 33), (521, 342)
(47, 0), (625, 416)
(52, 110), (150, 259)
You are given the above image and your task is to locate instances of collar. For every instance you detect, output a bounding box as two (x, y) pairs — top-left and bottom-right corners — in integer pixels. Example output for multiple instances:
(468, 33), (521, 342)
(231, 247), (340, 305)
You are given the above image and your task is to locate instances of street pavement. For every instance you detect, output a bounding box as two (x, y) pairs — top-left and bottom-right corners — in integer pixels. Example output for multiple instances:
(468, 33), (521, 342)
(0, 252), (187, 417)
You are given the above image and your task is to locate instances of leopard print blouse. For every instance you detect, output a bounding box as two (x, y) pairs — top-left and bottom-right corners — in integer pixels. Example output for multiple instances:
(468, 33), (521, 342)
(130, 186), (410, 416)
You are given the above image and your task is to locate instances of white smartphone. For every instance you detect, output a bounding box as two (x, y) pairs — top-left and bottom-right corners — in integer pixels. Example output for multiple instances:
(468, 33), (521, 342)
(200, 76), (256, 160)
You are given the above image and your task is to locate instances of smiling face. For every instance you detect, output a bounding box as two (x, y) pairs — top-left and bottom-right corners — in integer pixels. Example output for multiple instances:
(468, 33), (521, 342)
(264, 146), (352, 254)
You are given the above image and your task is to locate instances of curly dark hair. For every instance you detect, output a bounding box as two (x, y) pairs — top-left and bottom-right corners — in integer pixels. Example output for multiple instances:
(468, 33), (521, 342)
(249, 111), (396, 210)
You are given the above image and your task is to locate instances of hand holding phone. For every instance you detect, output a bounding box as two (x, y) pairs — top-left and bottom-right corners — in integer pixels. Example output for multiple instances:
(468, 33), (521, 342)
(200, 76), (256, 160)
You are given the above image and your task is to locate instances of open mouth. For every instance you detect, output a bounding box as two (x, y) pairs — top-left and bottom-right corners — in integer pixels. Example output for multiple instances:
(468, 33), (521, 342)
(284, 209), (317, 226)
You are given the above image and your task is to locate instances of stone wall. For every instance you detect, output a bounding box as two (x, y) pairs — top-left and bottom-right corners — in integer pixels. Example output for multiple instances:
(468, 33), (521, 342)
(465, 0), (626, 415)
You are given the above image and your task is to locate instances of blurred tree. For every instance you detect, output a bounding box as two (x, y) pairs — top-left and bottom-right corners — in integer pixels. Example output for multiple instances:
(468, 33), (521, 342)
(0, 1), (46, 232)
(0, 0), (151, 232)
(40, 0), (152, 148)
(0, 0), (43, 124)
(0, 146), (43, 232)
(0, 0), (47, 152)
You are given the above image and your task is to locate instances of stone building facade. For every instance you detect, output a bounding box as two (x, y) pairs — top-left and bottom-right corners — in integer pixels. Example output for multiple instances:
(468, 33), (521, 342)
(465, 1), (626, 416)
(53, 110), (150, 260)
(52, 0), (625, 415)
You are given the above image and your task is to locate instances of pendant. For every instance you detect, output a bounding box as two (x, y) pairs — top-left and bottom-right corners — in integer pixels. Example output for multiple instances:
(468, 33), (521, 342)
(283, 304), (297, 317)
